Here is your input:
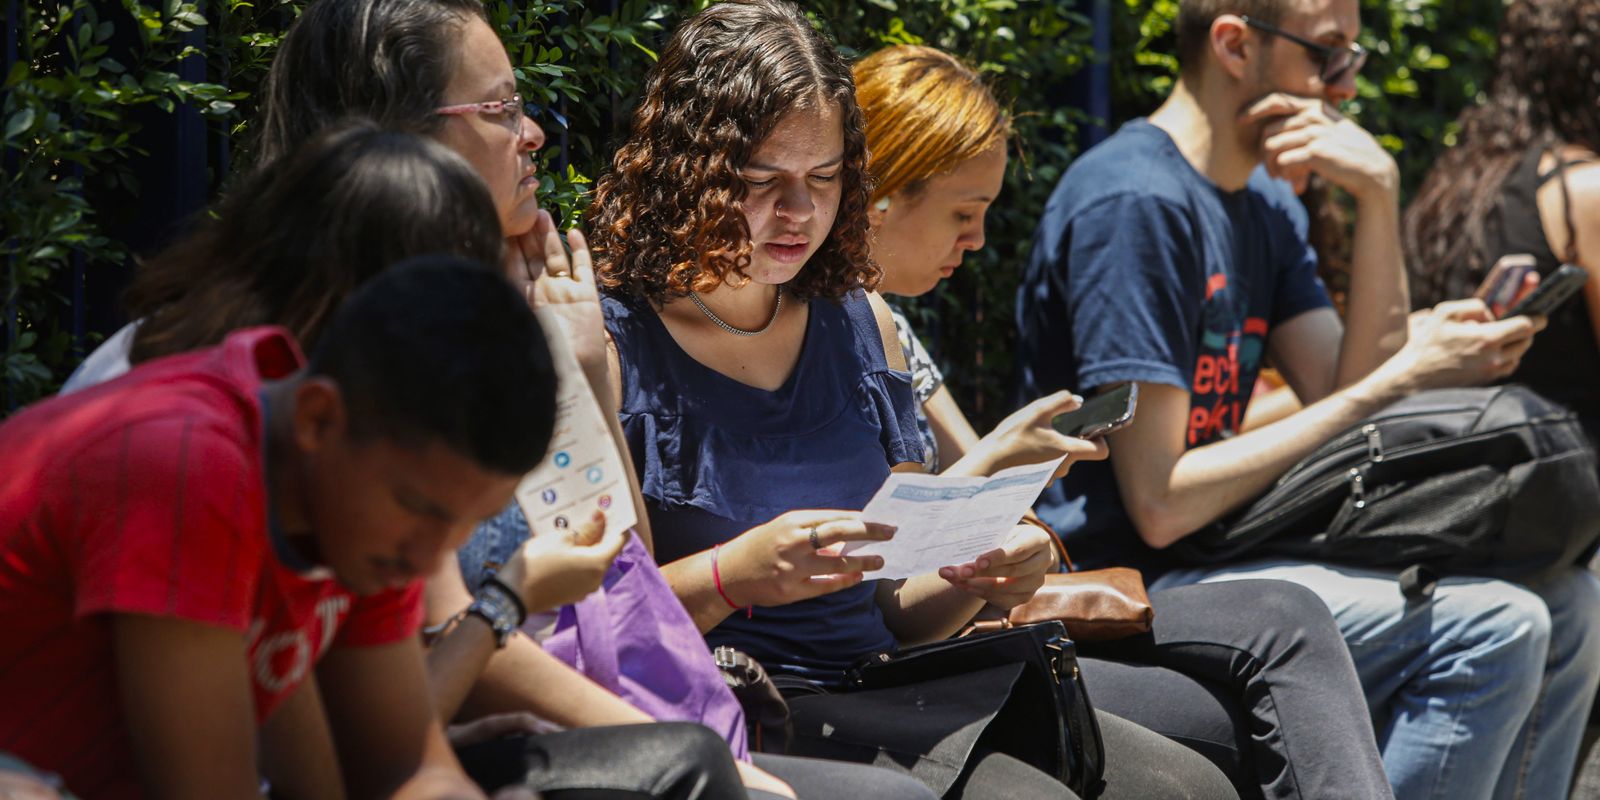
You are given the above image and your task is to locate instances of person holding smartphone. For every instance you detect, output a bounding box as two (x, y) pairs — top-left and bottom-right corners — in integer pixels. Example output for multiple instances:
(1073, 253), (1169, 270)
(855, 44), (1390, 800)
(1013, 0), (1600, 797)
(1406, 0), (1600, 449)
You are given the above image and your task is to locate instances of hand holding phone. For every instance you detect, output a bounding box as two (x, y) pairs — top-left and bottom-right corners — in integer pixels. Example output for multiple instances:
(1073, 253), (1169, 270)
(1051, 383), (1138, 439)
(1504, 264), (1588, 318)
(1475, 254), (1538, 317)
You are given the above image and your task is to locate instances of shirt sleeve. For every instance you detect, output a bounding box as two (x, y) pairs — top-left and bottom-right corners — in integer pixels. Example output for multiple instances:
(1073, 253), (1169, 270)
(333, 582), (425, 648)
(69, 416), (263, 631)
(1065, 193), (1205, 392)
(1271, 188), (1335, 325)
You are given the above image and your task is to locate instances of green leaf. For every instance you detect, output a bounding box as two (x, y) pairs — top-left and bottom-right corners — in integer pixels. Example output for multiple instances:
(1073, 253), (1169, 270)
(4, 108), (36, 141)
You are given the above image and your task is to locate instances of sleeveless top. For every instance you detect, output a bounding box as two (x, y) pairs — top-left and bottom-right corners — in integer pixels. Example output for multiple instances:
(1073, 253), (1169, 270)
(602, 290), (924, 672)
(1484, 146), (1600, 442)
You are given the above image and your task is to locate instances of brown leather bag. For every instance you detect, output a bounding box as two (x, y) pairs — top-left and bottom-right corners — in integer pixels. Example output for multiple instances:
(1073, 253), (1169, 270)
(994, 568), (1154, 641)
(967, 518), (1154, 642)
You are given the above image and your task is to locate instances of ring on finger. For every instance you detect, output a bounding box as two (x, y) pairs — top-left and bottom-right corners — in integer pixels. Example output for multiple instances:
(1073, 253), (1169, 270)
(808, 525), (822, 551)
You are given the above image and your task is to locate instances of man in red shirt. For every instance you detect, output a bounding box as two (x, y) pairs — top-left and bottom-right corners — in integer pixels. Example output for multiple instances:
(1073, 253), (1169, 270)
(0, 258), (558, 800)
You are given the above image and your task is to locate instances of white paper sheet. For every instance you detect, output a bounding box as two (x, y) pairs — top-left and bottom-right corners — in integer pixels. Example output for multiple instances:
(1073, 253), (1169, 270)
(513, 310), (638, 540)
(841, 456), (1066, 580)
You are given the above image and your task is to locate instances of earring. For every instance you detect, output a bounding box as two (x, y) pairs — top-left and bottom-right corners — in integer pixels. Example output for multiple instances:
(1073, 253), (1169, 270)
(875, 196), (891, 212)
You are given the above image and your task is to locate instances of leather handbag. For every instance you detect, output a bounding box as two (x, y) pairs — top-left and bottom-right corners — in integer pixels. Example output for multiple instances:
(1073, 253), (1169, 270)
(848, 621), (1106, 799)
(968, 568), (1154, 642)
(714, 646), (793, 754)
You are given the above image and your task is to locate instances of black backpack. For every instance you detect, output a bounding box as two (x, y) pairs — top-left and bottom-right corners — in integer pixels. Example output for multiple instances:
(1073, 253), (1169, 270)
(1171, 385), (1600, 597)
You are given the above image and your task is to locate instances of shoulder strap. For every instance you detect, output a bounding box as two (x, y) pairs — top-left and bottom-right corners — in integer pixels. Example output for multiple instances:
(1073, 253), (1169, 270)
(1540, 150), (1593, 263)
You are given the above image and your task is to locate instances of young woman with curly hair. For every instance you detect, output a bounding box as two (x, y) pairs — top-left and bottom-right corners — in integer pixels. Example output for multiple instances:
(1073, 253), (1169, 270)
(590, 2), (1236, 798)
(1402, 8), (1600, 795)
(856, 43), (1394, 800)
(1406, 0), (1600, 442)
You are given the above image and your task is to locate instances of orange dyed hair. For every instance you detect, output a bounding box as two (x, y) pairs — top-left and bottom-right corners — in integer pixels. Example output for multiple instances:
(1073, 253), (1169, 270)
(853, 45), (1010, 204)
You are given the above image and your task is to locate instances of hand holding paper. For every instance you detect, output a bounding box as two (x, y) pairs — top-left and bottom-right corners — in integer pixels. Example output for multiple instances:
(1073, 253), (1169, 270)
(514, 309), (638, 540)
(842, 456), (1067, 580)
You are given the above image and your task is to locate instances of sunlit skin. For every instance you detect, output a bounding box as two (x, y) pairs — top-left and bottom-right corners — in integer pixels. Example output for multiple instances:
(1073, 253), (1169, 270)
(871, 142), (1006, 298)
(667, 100), (845, 336)
(433, 15), (547, 238)
(1237, 0), (1361, 158)
(263, 378), (521, 597)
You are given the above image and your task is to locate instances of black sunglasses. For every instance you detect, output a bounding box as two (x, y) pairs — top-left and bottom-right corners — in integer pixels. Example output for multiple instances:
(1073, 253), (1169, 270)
(1239, 15), (1368, 86)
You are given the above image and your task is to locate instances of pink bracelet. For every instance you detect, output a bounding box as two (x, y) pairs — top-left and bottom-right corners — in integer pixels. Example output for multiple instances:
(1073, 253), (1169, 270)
(712, 544), (752, 618)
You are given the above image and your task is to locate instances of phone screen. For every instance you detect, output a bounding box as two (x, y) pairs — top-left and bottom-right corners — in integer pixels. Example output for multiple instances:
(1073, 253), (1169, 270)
(1051, 384), (1138, 439)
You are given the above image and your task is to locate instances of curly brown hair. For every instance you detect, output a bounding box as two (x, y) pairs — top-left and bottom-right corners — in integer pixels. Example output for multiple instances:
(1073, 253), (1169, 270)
(587, 0), (876, 303)
(1405, 0), (1600, 306)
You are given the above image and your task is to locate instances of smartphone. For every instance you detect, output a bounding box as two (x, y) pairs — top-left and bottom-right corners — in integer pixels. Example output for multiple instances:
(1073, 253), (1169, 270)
(1051, 383), (1138, 439)
(1475, 254), (1538, 314)
(1504, 264), (1589, 318)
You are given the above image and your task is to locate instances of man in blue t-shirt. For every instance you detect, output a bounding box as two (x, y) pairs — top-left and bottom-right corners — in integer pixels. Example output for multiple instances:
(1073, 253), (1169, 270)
(1016, 1), (1600, 797)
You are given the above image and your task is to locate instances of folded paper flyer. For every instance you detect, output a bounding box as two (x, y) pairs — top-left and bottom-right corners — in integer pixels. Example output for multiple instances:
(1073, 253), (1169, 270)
(843, 455), (1066, 580)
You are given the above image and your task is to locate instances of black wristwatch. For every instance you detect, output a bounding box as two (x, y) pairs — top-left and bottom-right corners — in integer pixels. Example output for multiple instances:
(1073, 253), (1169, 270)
(467, 575), (528, 648)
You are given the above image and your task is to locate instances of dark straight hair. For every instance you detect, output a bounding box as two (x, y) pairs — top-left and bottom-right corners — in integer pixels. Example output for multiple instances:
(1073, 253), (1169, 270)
(126, 121), (505, 363)
(254, 0), (488, 166)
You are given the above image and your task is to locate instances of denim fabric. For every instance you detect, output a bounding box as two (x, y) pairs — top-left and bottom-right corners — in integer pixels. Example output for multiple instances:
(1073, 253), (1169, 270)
(1155, 559), (1600, 800)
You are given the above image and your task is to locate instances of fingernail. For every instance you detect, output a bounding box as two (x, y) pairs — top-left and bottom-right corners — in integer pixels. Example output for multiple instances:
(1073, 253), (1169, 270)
(1072, 394), (1084, 404)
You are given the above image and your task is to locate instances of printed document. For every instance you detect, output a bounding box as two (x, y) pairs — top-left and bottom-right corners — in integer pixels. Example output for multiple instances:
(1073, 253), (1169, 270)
(513, 309), (638, 540)
(842, 456), (1065, 580)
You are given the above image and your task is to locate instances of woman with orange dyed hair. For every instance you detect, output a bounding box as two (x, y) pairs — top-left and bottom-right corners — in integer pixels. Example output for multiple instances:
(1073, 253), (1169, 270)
(855, 44), (1392, 800)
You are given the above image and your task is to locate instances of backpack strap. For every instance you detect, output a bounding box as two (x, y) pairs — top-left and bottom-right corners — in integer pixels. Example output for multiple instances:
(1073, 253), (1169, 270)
(1398, 564), (1438, 602)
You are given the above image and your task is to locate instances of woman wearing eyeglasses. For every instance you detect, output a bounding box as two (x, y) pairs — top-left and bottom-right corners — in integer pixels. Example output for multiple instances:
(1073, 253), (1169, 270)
(57, 1), (950, 798)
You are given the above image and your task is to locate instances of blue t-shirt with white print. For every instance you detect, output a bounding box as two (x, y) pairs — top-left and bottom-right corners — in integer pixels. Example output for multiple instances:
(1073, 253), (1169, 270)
(1014, 118), (1331, 577)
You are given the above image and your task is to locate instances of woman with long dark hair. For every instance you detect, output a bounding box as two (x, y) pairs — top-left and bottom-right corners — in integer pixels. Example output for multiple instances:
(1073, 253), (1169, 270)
(1406, 0), (1600, 435)
(1403, 4), (1600, 797)
(590, 2), (1237, 797)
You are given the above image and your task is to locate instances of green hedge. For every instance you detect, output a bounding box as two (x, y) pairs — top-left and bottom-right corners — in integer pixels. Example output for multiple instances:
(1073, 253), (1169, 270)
(4, 0), (1505, 423)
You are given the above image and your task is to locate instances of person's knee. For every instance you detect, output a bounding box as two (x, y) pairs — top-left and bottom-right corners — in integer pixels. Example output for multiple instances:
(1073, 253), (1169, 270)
(1435, 579), (1551, 679)
(643, 721), (734, 763)
(630, 722), (742, 795)
(1179, 579), (1345, 659)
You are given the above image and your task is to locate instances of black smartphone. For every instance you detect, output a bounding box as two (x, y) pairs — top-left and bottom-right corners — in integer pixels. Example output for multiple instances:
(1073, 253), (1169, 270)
(1504, 264), (1589, 318)
(1051, 383), (1138, 439)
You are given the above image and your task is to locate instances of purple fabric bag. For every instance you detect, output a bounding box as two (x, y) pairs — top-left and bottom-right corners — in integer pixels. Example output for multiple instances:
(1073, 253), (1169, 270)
(537, 532), (750, 760)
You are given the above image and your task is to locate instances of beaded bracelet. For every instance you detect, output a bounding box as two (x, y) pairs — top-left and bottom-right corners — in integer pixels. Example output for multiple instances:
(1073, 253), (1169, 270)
(711, 543), (753, 618)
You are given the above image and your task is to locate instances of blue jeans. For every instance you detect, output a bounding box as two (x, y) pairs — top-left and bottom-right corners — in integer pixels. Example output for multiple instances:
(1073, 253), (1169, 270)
(1154, 560), (1600, 800)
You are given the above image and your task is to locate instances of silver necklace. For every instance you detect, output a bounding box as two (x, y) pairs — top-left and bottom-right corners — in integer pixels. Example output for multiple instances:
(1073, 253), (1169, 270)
(688, 288), (784, 336)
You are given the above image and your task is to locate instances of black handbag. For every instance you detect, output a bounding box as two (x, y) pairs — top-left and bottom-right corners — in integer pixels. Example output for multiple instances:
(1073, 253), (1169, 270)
(847, 621), (1105, 799)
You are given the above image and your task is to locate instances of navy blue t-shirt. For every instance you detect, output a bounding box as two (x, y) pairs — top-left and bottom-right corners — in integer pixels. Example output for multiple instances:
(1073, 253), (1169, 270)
(1014, 119), (1331, 577)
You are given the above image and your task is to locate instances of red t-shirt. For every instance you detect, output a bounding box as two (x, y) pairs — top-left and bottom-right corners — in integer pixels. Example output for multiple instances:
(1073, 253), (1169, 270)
(0, 327), (424, 800)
